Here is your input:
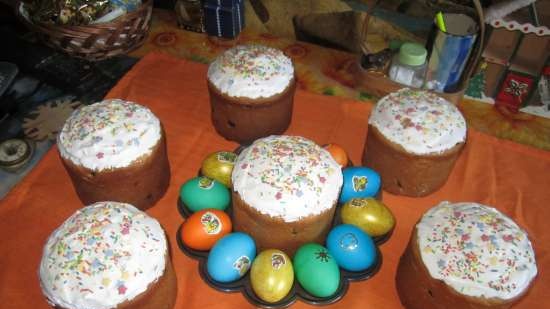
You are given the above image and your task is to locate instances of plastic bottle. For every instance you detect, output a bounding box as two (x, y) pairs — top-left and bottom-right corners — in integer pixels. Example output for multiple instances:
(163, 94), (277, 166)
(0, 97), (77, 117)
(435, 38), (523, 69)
(388, 42), (427, 88)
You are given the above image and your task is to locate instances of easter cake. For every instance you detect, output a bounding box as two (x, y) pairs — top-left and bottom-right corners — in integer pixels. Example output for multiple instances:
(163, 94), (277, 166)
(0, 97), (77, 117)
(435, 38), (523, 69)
(396, 201), (537, 309)
(58, 99), (170, 210)
(362, 88), (467, 197)
(39, 201), (177, 309)
(207, 44), (296, 145)
(231, 135), (343, 256)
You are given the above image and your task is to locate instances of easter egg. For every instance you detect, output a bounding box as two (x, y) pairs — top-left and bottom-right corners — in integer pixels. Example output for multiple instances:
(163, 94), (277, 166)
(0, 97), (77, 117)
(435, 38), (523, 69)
(323, 143), (349, 167)
(207, 232), (256, 283)
(326, 224), (377, 272)
(293, 243), (340, 298)
(180, 176), (230, 212)
(339, 167), (381, 204)
(180, 209), (232, 250)
(250, 249), (294, 303)
(201, 151), (237, 187)
(341, 198), (395, 237)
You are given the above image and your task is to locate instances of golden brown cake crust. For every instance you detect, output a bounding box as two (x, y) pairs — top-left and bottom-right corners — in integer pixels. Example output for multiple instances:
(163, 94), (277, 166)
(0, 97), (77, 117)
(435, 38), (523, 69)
(362, 125), (464, 197)
(60, 129), (170, 210)
(207, 78), (295, 145)
(231, 191), (336, 257)
(396, 228), (532, 309)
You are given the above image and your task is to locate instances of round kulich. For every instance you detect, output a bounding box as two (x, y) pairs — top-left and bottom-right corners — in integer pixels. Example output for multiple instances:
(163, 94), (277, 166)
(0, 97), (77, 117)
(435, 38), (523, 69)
(363, 124), (464, 197)
(207, 44), (296, 145)
(39, 202), (177, 309)
(396, 202), (537, 309)
(57, 99), (170, 210)
(231, 192), (336, 256)
(231, 135), (343, 257)
(362, 89), (467, 197)
(207, 78), (295, 145)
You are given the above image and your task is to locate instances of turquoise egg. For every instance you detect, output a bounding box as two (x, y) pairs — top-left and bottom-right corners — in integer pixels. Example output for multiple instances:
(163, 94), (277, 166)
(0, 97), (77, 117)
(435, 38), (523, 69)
(180, 176), (230, 212)
(293, 243), (340, 298)
(207, 232), (256, 283)
(326, 224), (376, 271)
(339, 167), (381, 204)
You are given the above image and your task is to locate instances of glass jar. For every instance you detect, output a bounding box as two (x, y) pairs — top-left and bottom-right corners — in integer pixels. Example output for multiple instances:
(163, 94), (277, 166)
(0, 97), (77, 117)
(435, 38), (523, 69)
(388, 42), (427, 88)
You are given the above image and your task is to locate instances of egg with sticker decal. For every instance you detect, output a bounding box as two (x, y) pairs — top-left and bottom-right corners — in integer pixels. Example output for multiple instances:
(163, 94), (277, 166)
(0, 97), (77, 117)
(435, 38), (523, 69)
(207, 232), (256, 283)
(180, 176), (230, 212)
(250, 249), (294, 303)
(339, 167), (381, 204)
(180, 209), (232, 250)
(201, 151), (237, 187)
(293, 243), (340, 298)
(341, 197), (395, 237)
(326, 224), (377, 272)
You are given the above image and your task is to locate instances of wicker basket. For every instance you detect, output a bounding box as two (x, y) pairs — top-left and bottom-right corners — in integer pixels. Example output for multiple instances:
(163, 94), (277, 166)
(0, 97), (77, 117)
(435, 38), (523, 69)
(354, 0), (485, 105)
(16, 0), (153, 61)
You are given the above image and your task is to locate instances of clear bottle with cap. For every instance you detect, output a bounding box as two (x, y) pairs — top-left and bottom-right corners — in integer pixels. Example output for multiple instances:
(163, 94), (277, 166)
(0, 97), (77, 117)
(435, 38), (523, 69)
(388, 42), (427, 88)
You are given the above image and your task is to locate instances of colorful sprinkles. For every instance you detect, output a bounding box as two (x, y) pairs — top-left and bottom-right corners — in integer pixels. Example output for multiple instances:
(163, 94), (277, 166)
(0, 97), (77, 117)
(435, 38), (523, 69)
(207, 45), (294, 99)
(232, 135), (343, 222)
(39, 202), (167, 309)
(58, 99), (161, 171)
(369, 88), (467, 155)
(417, 202), (537, 300)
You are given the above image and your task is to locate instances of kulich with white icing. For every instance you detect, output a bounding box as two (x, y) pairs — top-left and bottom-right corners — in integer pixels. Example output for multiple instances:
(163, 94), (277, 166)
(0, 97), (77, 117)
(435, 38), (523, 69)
(58, 99), (161, 171)
(369, 88), (467, 155)
(39, 202), (167, 309)
(417, 201), (537, 300)
(207, 44), (294, 99)
(232, 135), (343, 222)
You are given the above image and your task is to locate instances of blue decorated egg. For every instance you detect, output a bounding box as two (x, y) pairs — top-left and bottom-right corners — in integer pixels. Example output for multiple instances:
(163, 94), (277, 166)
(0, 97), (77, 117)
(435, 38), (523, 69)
(339, 167), (381, 204)
(179, 176), (230, 212)
(326, 224), (376, 272)
(207, 232), (256, 283)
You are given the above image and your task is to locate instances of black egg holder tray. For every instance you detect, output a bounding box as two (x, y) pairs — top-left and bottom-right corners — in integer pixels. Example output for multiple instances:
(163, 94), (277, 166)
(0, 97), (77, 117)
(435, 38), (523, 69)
(176, 197), (391, 308)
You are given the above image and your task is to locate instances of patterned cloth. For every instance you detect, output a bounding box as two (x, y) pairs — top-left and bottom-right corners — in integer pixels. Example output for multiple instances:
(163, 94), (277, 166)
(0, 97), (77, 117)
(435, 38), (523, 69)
(130, 9), (550, 151)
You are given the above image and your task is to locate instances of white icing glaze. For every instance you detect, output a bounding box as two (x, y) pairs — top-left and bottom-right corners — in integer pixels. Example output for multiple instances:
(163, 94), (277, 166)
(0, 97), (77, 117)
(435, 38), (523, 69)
(39, 202), (167, 309)
(417, 201), (537, 300)
(232, 135), (343, 222)
(207, 44), (294, 99)
(369, 88), (467, 155)
(58, 99), (161, 171)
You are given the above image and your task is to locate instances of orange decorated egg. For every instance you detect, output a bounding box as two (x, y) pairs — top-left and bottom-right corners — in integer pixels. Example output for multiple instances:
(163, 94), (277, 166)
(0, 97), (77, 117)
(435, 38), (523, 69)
(181, 209), (232, 250)
(323, 143), (349, 167)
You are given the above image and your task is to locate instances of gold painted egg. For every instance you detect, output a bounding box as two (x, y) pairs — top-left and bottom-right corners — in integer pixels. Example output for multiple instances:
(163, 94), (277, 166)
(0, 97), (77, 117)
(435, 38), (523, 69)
(250, 249), (294, 303)
(200, 151), (237, 188)
(341, 198), (395, 237)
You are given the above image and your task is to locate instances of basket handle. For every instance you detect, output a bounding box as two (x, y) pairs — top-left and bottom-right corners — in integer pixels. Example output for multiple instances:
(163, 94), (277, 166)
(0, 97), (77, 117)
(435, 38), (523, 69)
(461, 0), (485, 84)
(359, 0), (382, 55)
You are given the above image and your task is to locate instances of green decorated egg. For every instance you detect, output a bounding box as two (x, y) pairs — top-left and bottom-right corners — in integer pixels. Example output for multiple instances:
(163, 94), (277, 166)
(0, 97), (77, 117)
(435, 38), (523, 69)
(293, 243), (340, 298)
(341, 198), (395, 237)
(201, 151), (237, 188)
(250, 249), (294, 303)
(180, 176), (230, 212)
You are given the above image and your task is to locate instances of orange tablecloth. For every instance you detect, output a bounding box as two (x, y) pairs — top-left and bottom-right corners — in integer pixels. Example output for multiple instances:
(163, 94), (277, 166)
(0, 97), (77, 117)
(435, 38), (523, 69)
(1, 52), (549, 309)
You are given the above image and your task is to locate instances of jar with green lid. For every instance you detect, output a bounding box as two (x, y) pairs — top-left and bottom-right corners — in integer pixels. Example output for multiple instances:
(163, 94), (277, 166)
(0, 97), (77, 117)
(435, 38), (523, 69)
(388, 42), (427, 88)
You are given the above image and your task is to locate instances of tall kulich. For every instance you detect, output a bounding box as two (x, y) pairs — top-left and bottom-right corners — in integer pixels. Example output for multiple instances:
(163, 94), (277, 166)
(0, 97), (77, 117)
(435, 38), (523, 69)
(57, 99), (170, 210)
(207, 44), (296, 145)
(396, 201), (537, 309)
(362, 88), (467, 197)
(231, 135), (343, 257)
